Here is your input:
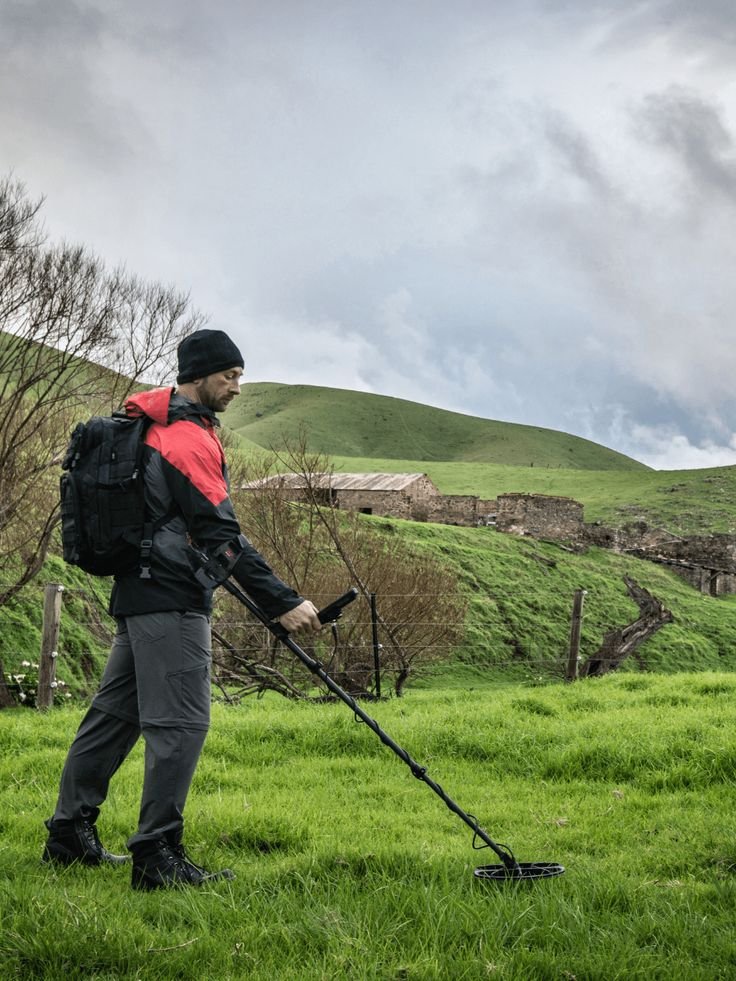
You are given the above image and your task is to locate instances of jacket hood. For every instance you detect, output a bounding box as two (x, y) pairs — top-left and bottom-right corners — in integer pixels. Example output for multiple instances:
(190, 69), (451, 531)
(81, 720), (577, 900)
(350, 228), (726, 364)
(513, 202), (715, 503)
(125, 387), (175, 424)
(124, 387), (220, 427)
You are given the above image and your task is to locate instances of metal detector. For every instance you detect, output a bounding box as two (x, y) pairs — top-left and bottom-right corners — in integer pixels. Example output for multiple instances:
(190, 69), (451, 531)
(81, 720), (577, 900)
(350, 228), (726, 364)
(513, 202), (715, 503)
(220, 578), (565, 883)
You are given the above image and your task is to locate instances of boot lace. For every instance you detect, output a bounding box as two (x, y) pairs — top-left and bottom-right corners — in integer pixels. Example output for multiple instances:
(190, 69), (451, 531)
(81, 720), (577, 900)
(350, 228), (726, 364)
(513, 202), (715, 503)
(168, 842), (207, 876)
(78, 820), (103, 855)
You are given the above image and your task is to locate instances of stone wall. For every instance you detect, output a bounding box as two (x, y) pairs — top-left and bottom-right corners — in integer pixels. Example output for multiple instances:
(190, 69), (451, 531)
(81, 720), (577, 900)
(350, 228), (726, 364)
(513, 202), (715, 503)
(421, 494), (480, 525)
(495, 493), (585, 541)
(650, 534), (736, 572)
(584, 523), (736, 596)
(477, 499), (500, 525)
(584, 521), (678, 551)
(334, 474), (440, 519)
(660, 563), (736, 596)
(335, 488), (413, 518)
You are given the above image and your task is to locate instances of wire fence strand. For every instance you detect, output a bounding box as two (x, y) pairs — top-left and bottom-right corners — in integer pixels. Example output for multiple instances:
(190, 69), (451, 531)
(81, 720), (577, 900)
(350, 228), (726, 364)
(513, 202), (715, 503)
(0, 579), (638, 708)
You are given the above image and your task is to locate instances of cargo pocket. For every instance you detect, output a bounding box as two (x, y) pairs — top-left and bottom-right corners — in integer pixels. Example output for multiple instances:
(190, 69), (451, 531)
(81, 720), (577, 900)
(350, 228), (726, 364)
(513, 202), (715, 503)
(164, 612), (211, 728)
(165, 661), (211, 728)
(127, 611), (171, 645)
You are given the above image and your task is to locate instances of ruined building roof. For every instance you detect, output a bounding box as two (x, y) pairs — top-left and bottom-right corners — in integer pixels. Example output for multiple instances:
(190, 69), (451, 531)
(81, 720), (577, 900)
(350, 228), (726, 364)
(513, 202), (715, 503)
(243, 472), (436, 493)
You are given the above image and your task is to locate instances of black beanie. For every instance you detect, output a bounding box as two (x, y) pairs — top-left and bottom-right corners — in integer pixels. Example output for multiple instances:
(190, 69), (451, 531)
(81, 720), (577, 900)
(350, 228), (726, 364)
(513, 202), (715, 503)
(176, 329), (244, 384)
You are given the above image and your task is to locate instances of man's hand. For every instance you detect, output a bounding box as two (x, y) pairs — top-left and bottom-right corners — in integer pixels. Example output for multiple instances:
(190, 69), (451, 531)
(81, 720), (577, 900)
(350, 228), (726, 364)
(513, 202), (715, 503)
(277, 600), (322, 634)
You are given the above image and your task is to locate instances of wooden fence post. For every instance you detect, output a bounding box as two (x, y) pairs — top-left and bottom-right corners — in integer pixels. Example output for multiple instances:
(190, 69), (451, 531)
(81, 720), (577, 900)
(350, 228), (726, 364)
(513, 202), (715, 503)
(0, 659), (14, 708)
(566, 588), (586, 682)
(370, 592), (382, 698)
(37, 583), (63, 710)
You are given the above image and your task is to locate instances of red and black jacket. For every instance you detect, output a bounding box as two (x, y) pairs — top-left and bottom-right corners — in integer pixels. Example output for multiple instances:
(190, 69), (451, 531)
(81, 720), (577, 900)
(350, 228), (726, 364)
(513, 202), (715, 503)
(110, 387), (303, 619)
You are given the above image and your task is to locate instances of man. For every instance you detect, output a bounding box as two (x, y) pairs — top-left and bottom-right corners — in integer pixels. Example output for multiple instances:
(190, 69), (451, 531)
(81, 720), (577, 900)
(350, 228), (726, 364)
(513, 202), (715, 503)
(43, 328), (322, 890)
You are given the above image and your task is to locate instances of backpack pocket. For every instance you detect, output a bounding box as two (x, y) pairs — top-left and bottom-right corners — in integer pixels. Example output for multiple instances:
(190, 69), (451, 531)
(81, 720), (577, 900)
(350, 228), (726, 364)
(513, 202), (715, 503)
(59, 472), (83, 565)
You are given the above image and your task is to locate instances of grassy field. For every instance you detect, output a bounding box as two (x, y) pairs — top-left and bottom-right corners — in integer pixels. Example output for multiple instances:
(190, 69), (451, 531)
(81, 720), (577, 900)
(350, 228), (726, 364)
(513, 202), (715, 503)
(3, 361), (736, 977)
(225, 382), (647, 471)
(1, 673), (735, 979)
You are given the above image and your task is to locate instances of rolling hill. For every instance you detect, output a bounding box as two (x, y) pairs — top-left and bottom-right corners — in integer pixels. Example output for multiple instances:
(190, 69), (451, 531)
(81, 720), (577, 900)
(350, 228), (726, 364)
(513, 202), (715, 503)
(224, 382), (648, 471)
(4, 367), (736, 700)
(223, 381), (736, 536)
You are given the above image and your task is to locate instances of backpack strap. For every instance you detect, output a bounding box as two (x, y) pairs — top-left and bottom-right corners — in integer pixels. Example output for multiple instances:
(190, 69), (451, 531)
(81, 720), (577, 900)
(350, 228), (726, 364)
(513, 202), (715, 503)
(127, 412), (177, 580)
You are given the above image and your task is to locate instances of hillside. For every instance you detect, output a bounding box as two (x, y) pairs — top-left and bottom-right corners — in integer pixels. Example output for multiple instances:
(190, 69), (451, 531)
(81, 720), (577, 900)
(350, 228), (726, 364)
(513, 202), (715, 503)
(6, 516), (736, 703)
(373, 518), (736, 682)
(3, 364), (734, 699)
(224, 382), (648, 471)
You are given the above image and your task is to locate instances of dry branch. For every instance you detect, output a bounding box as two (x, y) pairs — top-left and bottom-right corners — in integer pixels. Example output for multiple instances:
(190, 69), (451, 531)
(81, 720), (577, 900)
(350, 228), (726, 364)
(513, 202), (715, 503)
(0, 175), (203, 605)
(581, 576), (673, 677)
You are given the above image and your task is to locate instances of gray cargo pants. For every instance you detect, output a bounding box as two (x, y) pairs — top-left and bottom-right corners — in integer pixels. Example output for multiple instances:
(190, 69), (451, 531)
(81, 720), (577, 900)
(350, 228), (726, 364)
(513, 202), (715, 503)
(51, 610), (211, 849)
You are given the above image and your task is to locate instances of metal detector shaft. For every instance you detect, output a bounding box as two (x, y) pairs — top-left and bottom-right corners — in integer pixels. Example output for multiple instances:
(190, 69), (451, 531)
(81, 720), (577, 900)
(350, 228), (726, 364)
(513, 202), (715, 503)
(220, 578), (521, 874)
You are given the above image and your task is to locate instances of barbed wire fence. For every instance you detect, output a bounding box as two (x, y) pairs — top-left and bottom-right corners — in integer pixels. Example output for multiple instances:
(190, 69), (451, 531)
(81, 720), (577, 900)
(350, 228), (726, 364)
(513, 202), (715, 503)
(0, 579), (657, 710)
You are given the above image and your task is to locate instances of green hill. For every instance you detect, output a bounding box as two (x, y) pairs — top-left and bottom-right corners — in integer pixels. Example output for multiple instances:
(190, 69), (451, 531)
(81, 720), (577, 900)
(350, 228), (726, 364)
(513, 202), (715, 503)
(5, 368), (735, 700)
(225, 382), (648, 471)
(223, 381), (736, 537)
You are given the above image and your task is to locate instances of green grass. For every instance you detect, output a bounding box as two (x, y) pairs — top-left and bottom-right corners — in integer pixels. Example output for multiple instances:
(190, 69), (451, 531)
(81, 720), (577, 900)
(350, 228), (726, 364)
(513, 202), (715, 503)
(0, 556), (111, 698)
(225, 382), (647, 470)
(2, 674), (735, 979)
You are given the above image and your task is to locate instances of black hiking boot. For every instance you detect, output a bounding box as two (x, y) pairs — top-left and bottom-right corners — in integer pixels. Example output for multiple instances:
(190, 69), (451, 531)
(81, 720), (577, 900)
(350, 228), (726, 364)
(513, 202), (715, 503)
(42, 817), (130, 867)
(131, 839), (235, 891)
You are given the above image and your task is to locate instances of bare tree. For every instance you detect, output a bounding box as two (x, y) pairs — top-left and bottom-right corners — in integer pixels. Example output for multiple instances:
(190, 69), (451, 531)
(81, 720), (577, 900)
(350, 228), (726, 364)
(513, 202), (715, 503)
(274, 434), (467, 694)
(0, 176), (204, 604)
(214, 434), (467, 698)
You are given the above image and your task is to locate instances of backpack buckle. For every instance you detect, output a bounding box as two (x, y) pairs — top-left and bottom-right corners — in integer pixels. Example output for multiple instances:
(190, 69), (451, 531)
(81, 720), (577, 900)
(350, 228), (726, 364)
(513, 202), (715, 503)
(139, 535), (154, 579)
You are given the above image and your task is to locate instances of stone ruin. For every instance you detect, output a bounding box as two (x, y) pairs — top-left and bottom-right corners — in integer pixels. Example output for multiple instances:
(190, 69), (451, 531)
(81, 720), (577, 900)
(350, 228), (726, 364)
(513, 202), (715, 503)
(241, 473), (736, 596)
(494, 493), (584, 540)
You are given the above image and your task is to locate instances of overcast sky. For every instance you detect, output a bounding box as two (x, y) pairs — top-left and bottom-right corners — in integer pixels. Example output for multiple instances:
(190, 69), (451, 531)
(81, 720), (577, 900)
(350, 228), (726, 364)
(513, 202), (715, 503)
(2, 0), (735, 470)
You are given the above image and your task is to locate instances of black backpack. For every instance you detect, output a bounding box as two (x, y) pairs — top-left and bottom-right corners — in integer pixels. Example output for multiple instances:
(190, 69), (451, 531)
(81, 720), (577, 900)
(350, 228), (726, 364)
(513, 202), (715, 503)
(59, 411), (159, 578)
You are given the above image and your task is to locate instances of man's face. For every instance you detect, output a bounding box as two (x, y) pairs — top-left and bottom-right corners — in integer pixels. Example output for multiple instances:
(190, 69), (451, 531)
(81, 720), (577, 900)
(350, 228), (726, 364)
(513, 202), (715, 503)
(194, 367), (243, 412)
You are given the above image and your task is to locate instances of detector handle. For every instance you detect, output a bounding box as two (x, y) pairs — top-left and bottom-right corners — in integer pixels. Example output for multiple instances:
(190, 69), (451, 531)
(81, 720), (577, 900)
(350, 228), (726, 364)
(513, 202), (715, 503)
(317, 587), (359, 624)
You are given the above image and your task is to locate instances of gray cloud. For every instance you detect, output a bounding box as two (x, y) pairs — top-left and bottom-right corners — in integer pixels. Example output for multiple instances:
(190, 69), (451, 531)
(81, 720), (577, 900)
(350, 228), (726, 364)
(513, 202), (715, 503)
(636, 87), (736, 201)
(543, 0), (736, 59)
(0, 0), (142, 169)
(1, 0), (735, 468)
